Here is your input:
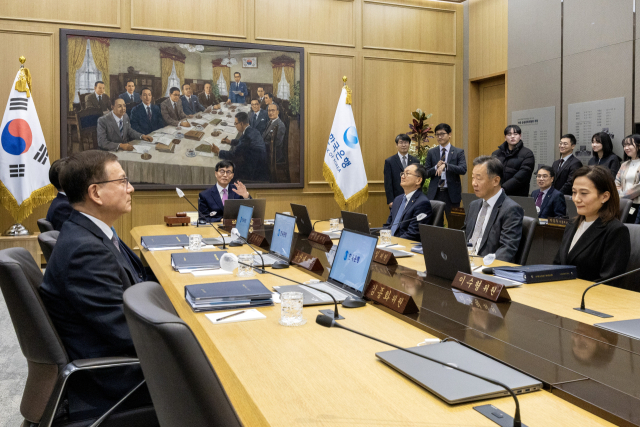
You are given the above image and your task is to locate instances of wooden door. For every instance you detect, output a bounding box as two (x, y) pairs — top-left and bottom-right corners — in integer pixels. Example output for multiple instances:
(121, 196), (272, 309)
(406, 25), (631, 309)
(478, 77), (506, 156)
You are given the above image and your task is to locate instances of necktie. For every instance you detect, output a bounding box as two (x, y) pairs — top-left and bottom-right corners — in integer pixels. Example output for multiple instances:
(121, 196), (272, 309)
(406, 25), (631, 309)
(130, 94), (134, 102)
(558, 159), (565, 169)
(147, 106), (152, 121)
(401, 156), (407, 169)
(111, 232), (121, 253)
(439, 148), (447, 188)
(98, 95), (101, 103)
(207, 94), (210, 100)
(221, 188), (228, 205)
(190, 97), (194, 111)
(118, 119), (123, 139)
(535, 191), (544, 208)
(390, 195), (407, 235)
(469, 201), (490, 249)
(173, 102), (179, 117)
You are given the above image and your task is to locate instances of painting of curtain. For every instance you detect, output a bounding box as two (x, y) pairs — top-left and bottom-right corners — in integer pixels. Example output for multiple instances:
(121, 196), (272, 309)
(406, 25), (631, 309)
(212, 59), (230, 96)
(67, 36), (87, 111)
(160, 47), (186, 96)
(88, 38), (110, 100)
(271, 55), (295, 101)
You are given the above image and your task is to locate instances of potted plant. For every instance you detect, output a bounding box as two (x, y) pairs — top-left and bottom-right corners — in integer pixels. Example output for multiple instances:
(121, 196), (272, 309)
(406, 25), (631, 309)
(407, 109), (437, 193)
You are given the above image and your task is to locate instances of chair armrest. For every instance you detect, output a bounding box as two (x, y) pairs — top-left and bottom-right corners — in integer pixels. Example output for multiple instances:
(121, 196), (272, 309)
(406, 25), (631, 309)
(72, 357), (139, 369)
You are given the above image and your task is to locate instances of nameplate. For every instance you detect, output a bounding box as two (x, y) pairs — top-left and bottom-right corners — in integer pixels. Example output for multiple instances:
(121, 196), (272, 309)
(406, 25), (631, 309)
(222, 218), (263, 228)
(451, 207), (466, 214)
(291, 250), (324, 272)
(308, 231), (332, 245)
(373, 248), (398, 266)
(452, 290), (508, 319)
(451, 272), (511, 303)
(548, 217), (569, 226)
(307, 240), (333, 252)
(164, 216), (190, 226)
(247, 232), (269, 248)
(365, 280), (418, 314)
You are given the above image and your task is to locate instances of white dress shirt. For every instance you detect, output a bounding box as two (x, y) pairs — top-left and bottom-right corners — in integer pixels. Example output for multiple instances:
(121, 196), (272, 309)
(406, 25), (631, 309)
(216, 183), (230, 199)
(80, 212), (113, 240)
(569, 219), (596, 252)
(397, 152), (409, 169)
(473, 189), (503, 254)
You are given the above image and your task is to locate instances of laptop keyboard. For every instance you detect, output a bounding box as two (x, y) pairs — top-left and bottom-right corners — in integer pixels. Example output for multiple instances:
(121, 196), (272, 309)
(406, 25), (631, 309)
(304, 282), (350, 300)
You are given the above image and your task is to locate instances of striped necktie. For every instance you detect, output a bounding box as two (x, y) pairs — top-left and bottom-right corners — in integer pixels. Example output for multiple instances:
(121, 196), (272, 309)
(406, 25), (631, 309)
(390, 195), (407, 235)
(118, 119), (123, 139)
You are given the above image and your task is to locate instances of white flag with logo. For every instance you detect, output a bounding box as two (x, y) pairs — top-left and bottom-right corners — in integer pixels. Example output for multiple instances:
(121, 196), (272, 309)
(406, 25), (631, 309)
(0, 66), (55, 223)
(323, 87), (368, 210)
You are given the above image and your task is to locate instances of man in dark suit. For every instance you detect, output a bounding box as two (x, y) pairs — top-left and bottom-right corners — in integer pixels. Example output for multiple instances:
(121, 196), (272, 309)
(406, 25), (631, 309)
(97, 98), (153, 151)
(227, 72), (248, 104)
(425, 123), (467, 221)
(384, 134), (419, 208)
(130, 87), (164, 135)
(383, 163), (432, 241)
(198, 82), (221, 109)
(84, 81), (111, 111)
(531, 165), (566, 218)
(262, 103), (286, 163)
(552, 133), (582, 195)
(39, 150), (153, 417)
(463, 156), (524, 262)
(46, 158), (73, 231)
(255, 86), (266, 109)
(249, 99), (269, 134)
(161, 87), (191, 127)
(118, 80), (141, 104)
(198, 160), (251, 223)
(213, 112), (269, 181)
(181, 83), (206, 116)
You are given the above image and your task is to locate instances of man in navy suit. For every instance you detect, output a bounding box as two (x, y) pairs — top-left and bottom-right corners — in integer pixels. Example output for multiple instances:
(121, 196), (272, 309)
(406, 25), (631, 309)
(425, 123), (467, 221)
(227, 72), (248, 104)
(198, 160), (251, 223)
(552, 133), (583, 195)
(46, 158), (73, 231)
(249, 99), (268, 134)
(118, 80), (141, 104)
(531, 165), (566, 218)
(130, 87), (164, 135)
(181, 83), (205, 116)
(384, 134), (420, 208)
(383, 163), (432, 241)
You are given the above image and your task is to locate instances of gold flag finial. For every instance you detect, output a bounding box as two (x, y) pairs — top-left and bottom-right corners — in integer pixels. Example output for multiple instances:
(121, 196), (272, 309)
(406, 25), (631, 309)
(19, 56), (26, 66)
(342, 76), (351, 105)
(342, 76), (347, 85)
(15, 57), (32, 98)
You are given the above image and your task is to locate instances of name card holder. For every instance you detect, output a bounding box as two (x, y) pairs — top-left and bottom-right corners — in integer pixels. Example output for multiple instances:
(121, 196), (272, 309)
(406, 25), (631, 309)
(365, 280), (418, 314)
(308, 240), (333, 252)
(452, 272), (511, 303)
(164, 212), (190, 227)
(247, 232), (269, 249)
(373, 248), (398, 266)
(291, 250), (324, 272)
(548, 217), (569, 226)
(308, 231), (333, 246)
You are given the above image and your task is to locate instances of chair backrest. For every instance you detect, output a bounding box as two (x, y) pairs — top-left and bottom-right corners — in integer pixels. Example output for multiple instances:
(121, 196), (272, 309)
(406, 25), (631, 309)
(38, 231), (59, 263)
(427, 200), (446, 227)
(515, 216), (537, 265)
(78, 92), (89, 110)
(123, 282), (243, 427)
(37, 218), (54, 233)
(155, 96), (168, 106)
(76, 107), (103, 131)
(621, 224), (640, 292)
(619, 198), (633, 223)
(0, 247), (68, 422)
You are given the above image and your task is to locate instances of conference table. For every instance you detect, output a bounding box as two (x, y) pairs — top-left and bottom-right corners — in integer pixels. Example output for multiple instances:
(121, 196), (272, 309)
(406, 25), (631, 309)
(131, 223), (640, 426)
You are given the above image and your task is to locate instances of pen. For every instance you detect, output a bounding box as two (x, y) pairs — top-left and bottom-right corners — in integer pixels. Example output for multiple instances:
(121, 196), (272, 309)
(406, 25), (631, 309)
(216, 310), (245, 322)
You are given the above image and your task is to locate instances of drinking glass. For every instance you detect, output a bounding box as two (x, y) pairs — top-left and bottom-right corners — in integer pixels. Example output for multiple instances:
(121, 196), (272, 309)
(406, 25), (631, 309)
(188, 234), (202, 251)
(237, 253), (255, 277)
(467, 243), (476, 269)
(380, 229), (392, 246)
(329, 218), (340, 232)
(279, 292), (306, 326)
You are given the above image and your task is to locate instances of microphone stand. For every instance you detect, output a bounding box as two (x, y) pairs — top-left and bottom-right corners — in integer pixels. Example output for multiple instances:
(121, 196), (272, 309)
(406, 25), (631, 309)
(230, 233), (267, 274)
(176, 188), (227, 249)
(312, 219), (330, 231)
(574, 266), (640, 318)
(315, 315), (522, 427)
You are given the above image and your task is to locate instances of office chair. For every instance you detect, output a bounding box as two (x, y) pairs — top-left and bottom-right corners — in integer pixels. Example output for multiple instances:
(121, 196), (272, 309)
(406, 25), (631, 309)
(514, 216), (537, 265)
(123, 282), (243, 427)
(621, 224), (640, 292)
(619, 198), (633, 223)
(427, 200), (446, 227)
(37, 219), (54, 233)
(38, 231), (59, 263)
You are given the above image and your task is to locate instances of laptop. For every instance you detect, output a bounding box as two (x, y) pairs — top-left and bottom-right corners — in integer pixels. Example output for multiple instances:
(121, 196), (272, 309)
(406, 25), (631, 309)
(341, 211), (383, 234)
(273, 229), (378, 305)
(290, 203), (341, 239)
(595, 318), (640, 340)
(253, 213), (296, 267)
(235, 204), (254, 240)
(510, 196), (539, 219)
(461, 193), (478, 215)
(223, 198), (266, 221)
(376, 341), (542, 404)
(418, 224), (522, 287)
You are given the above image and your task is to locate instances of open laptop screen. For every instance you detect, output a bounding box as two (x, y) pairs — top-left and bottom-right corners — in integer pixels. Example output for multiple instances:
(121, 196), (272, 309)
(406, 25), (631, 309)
(328, 229), (377, 294)
(236, 205), (254, 239)
(271, 213), (296, 259)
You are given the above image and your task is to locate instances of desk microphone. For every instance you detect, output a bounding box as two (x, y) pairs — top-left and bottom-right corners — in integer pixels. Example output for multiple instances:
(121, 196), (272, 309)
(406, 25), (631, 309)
(378, 213), (428, 230)
(575, 266), (640, 318)
(312, 219), (331, 231)
(229, 228), (267, 273)
(315, 314), (522, 427)
(176, 188), (228, 249)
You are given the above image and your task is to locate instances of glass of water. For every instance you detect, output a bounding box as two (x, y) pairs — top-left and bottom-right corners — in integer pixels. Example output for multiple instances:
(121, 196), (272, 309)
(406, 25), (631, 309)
(380, 229), (392, 246)
(237, 253), (255, 277)
(329, 218), (340, 232)
(279, 292), (306, 327)
(467, 243), (476, 268)
(188, 234), (202, 251)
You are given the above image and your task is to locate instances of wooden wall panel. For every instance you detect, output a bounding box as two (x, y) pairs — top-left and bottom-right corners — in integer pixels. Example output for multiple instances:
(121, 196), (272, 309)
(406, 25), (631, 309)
(255, 0), (354, 47)
(363, 1), (456, 55)
(0, 0), (119, 27)
(469, 0), (507, 79)
(131, 0), (246, 38)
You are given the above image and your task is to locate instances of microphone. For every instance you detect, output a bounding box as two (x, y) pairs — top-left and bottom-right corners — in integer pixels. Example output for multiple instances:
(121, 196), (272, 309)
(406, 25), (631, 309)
(229, 228), (267, 273)
(312, 219), (331, 231)
(176, 188), (228, 249)
(220, 253), (344, 320)
(315, 314), (522, 427)
(574, 266), (640, 318)
(381, 213), (428, 230)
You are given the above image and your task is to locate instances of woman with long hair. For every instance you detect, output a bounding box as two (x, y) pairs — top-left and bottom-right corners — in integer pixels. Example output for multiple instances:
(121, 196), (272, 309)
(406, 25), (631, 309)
(615, 134), (640, 223)
(588, 132), (621, 178)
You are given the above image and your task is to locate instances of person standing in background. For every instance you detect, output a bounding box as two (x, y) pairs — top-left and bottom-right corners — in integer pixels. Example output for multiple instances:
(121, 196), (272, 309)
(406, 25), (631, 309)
(615, 134), (640, 223)
(589, 132), (621, 179)
(383, 134), (419, 209)
(552, 133), (583, 195)
(492, 125), (535, 197)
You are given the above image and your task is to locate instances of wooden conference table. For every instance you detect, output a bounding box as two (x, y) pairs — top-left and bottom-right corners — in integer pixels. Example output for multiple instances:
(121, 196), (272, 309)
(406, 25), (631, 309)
(131, 223), (638, 427)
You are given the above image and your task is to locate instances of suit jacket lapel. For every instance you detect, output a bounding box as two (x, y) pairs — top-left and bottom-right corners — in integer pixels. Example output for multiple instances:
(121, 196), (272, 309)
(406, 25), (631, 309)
(479, 192), (505, 251)
(211, 186), (223, 208)
(540, 189), (554, 212)
(566, 218), (606, 262)
(466, 200), (480, 239)
(106, 114), (123, 142)
(400, 192), (419, 221)
(393, 153), (403, 172)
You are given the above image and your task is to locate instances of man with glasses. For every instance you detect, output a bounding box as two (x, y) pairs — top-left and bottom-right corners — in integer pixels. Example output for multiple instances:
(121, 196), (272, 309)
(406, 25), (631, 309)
(552, 133), (582, 195)
(40, 150), (154, 418)
(198, 160), (251, 223)
(492, 124), (535, 197)
(531, 165), (566, 218)
(97, 98), (153, 151)
(425, 123), (467, 222)
(384, 134), (419, 208)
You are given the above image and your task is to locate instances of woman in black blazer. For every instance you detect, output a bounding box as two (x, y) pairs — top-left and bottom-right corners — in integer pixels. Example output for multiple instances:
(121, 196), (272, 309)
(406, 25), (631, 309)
(554, 166), (630, 285)
(588, 132), (621, 178)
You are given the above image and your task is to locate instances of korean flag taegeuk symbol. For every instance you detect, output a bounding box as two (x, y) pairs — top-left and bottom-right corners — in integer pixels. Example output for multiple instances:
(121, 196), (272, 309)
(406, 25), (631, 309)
(1, 118), (32, 155)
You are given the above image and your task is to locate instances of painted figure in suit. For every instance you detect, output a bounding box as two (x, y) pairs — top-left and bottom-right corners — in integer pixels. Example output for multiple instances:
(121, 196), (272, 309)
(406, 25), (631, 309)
(46, 158), (73, 231)
(384, 134), (420, 208)
(463, 156), (524, 263)
(181, 82), (205, 116)
(553, 133), (583, 195)
(97, 98), (153, 151)
(227, 72), (248, 104)
(84, 80), (111, 111)
(531, 165), (566, 218)
(262, 103), (286, 163)
(130, 87), (164, 135)
(492, 125), (536, 197)
(554, 166), (630, 285)
(161, 87), (191, 127)
(213, 112), (269, 181)
(255, 86), (266, 110)
(425, 123), (467, 221)
(588, 132), (621, 179)
(383, 164), (432, 241)
(249, 99), (269, 134)
(39, 151), (154, 417)
(198, 82), (221, 109)
(198, 160), (251, 223)
(118, 80), (141, 104)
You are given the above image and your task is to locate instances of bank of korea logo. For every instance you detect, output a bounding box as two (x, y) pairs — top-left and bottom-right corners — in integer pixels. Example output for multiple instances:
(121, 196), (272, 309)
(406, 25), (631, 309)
(1, 118), (32, 156)
(343, 126), (359, 148)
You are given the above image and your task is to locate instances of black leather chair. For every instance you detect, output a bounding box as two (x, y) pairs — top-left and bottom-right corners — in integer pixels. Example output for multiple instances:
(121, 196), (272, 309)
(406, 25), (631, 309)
(123, 282), (243, 427)
(38, 231), (59, 263)
(37, 219), (54, 233)
(619, 198), (633, 223)
(514, 216), (537, 265)
(0, 247), (158, 427)
(621, 224), (640, 292)
(427, 200), (446, 227)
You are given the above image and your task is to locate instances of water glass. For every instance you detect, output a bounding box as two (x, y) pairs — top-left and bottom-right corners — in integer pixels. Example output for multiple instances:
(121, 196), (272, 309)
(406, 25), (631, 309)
(237, 253), (255, 277)
(188, 234), (202, 251)
(467, 244), (476, 268)
(380, 229), (392, 246)
(279, 292), (306, 327)
(329, 218), (340, 232)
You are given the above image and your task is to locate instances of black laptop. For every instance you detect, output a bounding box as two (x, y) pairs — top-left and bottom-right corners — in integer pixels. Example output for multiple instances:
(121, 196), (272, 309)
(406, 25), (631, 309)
(223, 198), (267, 220)
(290, 203), (341, 239)
(341, 211), (376, 234)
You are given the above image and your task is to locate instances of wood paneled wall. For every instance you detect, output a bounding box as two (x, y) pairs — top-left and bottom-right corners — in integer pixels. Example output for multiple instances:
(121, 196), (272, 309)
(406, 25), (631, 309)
(0, 0), (463, 247)
(468, 0), (507, 79)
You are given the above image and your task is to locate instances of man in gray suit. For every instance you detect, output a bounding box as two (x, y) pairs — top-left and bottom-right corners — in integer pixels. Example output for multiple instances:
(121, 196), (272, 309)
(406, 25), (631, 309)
(462, 156), (523, 263)
(262, 103), (286, 162)
(97, 98), (153, 151)
(161, 87), (191, 127)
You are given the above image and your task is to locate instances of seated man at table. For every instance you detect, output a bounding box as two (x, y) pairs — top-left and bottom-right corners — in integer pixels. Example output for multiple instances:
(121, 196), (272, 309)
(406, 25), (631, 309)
(463, 155), (523, 263)
(249, 99), (268, 134)
(119, 79), (141, 104)
(198, 160), (251, 223)
(39, 150), (154, 418)
(198, 82), (221, 110)
(46, 157), (73, 231)
(161, 87), (191, 127)
(213, 112), (269, 182)
(531, 165), (566, 219)
(181, 83), (206, 116)
(97, 98), (153, 151)
(85, 80), (110, 111)
(130, 87), (164, 135)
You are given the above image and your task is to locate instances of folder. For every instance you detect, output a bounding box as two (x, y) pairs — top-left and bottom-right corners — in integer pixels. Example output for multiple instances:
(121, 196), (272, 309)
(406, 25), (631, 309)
(171, 251), (227, 271)
(141, 234), (189, 249)
(493, 264), (577, 283)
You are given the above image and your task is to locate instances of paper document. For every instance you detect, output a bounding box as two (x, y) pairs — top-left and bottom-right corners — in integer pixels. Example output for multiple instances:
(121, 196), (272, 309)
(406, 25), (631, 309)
(377, 244), (404, 249)
(206, 309), (266, 324)
(191, 269), (233, 277)
(155, 135), (174, 146)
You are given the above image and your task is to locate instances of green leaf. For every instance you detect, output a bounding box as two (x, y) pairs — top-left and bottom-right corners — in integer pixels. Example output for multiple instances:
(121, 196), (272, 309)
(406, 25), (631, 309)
(412, 112), (420, 120)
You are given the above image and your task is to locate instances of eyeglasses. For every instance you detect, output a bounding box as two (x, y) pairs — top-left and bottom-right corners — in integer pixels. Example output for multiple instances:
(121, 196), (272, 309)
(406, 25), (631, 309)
(435, 132), (449, 138)
(217, 169), (234, 176)
(93, 177), (130, 187)
(400, 172), (419, 178)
